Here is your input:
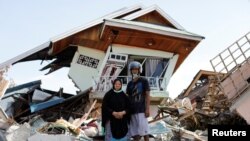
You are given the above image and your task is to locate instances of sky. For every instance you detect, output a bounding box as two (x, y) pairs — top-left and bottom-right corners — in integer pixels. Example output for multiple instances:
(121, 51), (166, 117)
(0, 0), (250, 98)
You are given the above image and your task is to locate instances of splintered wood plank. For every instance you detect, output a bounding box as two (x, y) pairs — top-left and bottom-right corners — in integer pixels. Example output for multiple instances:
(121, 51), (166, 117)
(74, 99), (97, 127)
(177, 110), (195, 122)
(0, 79), (9, 99)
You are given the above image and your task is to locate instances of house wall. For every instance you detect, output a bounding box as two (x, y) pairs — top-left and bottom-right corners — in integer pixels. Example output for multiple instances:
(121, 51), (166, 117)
(112, 44), (173, 58)
(68, 46), (106, 91)
(221, 61), (250, 100)
(230, 87), (250, 124)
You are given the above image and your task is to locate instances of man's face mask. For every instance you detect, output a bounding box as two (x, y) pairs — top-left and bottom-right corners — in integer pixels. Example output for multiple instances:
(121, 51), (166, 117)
(132, 73), (139, 79)
(131, 68), (140, 79)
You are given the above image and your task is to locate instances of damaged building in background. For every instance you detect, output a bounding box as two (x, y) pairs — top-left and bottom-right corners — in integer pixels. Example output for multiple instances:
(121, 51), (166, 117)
(210, 31), (250, 124)
(153, 32), (250, 140)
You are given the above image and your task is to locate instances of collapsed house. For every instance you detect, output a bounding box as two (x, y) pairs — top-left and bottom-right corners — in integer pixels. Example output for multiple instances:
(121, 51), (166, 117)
(176, 70), (246, 130)
(153, 32), (250, 140)
(210, 31), (250, 124)
(0, 4), (204, 141)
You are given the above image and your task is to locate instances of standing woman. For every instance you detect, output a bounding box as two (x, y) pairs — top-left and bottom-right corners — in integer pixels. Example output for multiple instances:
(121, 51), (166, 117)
(101, 79), (130, 141)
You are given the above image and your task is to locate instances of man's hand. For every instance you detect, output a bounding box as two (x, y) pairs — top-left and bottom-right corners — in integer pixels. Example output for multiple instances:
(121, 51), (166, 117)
(145, 108), (150, 118)
(145, 91), (150, 118)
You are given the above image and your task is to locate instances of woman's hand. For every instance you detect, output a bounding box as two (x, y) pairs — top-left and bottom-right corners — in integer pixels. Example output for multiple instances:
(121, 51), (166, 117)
(118, 111), (126, 116)
(112, 112), (120, 119)
(112, 111), (126, 119)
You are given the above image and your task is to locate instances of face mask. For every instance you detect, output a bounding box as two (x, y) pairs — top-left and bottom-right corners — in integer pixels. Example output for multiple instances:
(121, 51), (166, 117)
(132, 73), (139, 79)
(114, 89), (123, 93)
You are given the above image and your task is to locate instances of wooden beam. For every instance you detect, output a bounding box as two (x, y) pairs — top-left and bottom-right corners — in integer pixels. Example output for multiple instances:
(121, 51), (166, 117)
(74, 99), (97, 127)
(0, 79), (9, 99)
(177, 110), (195, 122)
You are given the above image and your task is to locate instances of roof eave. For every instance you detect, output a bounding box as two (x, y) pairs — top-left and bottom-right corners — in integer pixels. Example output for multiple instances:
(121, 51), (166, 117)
(101, 19), (204, 42)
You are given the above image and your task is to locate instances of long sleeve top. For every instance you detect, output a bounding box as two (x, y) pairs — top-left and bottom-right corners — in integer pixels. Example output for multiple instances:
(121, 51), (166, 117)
(101, 89), (130, 139)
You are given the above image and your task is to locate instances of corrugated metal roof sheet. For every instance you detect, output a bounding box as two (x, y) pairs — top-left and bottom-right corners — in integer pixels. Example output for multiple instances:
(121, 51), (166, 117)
(30, 98), (64, 113)
(0, 42), (51, 70)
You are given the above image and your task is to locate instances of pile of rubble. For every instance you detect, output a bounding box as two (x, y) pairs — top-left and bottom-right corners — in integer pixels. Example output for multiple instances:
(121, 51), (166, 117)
(0, 69), (104, 141)
(0, 74), (174, 141)
(151, 73), (248, 141)
(1, 68), (250, 141)
(0, 80), (176, 141)
(1, 71), (249, 141)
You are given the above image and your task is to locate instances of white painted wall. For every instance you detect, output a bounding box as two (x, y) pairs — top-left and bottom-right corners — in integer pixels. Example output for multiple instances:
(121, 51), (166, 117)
(163, 54), (179, 91)
(230, 88), (250, 124)
(68, 46), (106, 91)
(112, 44), (173, 58)
(98, 46), (111, 76)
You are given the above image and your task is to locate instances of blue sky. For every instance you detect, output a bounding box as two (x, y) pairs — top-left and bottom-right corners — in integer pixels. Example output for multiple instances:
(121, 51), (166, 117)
(0, 0), (250, 98)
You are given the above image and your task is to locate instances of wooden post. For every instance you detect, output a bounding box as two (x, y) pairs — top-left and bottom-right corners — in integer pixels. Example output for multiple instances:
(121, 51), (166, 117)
(0, 79), (9, 100)
(74, 99), (97, 127)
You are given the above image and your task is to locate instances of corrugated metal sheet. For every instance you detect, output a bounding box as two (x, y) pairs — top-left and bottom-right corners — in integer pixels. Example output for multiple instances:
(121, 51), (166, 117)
(30, 98), (64, 113)
(0, 42), (51, 69)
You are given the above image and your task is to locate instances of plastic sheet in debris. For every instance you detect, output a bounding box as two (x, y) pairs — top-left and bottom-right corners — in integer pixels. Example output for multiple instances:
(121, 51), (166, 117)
(29, 116), (48, 135)
(149, 120), (173, 140)
(149, 120), (172, 134)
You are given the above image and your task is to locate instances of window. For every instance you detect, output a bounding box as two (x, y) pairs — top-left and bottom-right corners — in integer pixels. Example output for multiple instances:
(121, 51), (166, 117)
(121, 56), (126, 60)
(111, 54), (115, 59)
(116, 55), (121, 60)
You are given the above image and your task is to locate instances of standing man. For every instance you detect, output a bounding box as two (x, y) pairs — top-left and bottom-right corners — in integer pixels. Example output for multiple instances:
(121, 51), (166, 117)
(126, 61), (150, 141)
